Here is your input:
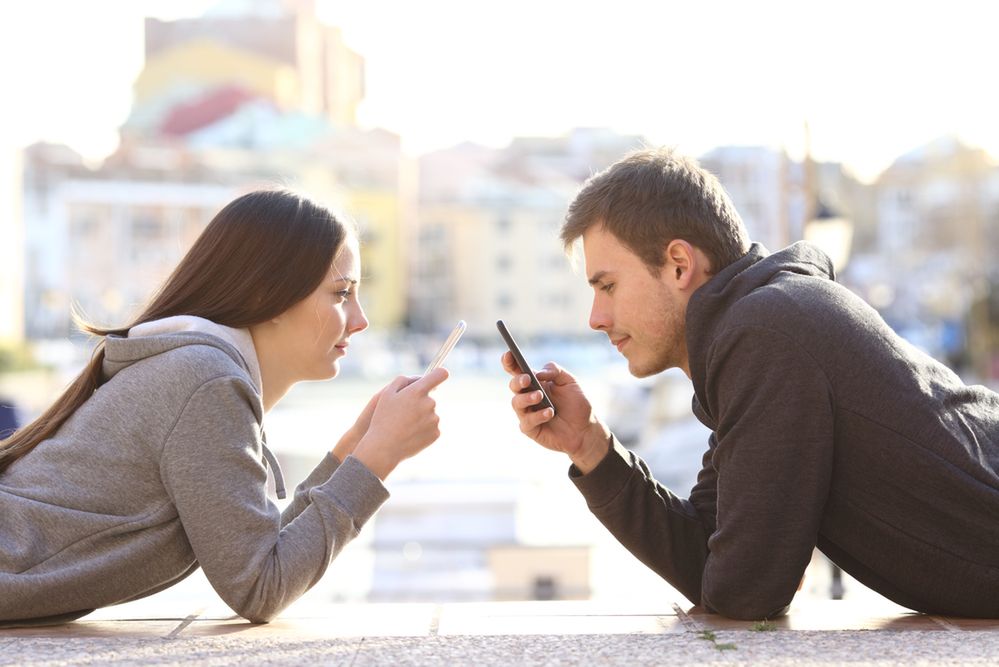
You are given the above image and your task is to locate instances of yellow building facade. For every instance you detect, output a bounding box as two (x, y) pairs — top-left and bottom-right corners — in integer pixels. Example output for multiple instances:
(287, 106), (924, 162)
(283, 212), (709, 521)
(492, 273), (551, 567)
(0, 148), (24, 343)
(344, 188), (407, 331)
(132, 40), (301, 113)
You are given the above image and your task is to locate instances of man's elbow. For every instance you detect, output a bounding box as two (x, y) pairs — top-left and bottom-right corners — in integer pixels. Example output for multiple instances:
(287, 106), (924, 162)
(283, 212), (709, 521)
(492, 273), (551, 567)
(703, 585), (792, 621)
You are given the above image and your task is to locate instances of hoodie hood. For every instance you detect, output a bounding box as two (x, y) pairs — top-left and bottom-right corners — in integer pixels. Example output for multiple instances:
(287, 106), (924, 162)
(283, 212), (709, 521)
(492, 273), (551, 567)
(104, 316), (262, 392)
(686, 241), (835, 413)
(101, 316), (285, 499)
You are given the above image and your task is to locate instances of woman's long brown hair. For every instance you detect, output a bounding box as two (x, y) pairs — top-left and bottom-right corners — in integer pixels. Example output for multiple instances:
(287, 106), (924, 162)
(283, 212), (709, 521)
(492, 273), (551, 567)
(0, 189), (348, 474)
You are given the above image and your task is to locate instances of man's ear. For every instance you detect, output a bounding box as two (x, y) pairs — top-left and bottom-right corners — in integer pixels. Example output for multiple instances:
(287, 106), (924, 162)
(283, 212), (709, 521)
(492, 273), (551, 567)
(664, 239), (699, 288)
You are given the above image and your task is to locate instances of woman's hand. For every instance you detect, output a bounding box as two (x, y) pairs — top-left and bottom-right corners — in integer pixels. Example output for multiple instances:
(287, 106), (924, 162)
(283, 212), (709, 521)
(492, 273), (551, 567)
(332, 388), (383, 462)
(352, 367), (450, 480)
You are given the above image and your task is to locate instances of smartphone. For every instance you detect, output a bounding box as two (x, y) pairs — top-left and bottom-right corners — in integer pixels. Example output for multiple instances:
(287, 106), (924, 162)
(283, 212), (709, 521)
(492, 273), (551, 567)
(496, 319), (556, 415)
(424, 320), (467, 374)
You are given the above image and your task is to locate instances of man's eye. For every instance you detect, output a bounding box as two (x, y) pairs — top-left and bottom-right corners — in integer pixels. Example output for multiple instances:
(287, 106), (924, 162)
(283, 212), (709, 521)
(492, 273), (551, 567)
(600, 283), (615, 293)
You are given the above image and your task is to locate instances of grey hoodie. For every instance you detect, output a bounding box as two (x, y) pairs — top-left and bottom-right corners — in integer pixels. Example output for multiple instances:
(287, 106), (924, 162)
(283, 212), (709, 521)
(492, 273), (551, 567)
(572, 242), (999, 619)
(0, 317), (388, 624)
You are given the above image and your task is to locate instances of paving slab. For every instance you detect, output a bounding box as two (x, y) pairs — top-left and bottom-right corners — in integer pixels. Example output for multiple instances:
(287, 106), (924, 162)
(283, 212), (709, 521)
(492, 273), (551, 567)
(3, 599), (999, 666)
(5, 632), (999, 667)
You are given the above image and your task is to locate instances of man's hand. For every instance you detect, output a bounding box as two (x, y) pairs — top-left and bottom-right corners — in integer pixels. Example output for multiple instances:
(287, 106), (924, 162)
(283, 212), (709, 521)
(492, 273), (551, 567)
(501, 352), (611, 473)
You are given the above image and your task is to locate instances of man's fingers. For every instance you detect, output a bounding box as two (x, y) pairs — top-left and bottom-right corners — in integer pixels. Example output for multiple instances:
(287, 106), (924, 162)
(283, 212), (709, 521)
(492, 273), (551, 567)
(511, 389), (545, 412)
(501, 353), (574, 387)
(519, 405), (555, 433)
(507, 373), (534, 394)
(500, 351), (521, 376)
(537, 362), (577, 386)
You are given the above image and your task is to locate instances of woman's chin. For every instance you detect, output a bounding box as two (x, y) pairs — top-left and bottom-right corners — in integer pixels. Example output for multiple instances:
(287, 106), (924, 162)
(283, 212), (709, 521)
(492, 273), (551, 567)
(304, 361), (340, 382)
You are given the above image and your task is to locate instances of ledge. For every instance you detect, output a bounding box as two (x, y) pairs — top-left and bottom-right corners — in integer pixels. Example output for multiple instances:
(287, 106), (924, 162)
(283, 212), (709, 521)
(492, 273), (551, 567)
(3, 598), (998, 666)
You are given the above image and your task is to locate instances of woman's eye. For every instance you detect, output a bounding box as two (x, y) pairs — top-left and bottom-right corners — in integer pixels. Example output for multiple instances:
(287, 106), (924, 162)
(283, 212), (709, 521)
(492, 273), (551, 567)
(333, 289), (351, 301)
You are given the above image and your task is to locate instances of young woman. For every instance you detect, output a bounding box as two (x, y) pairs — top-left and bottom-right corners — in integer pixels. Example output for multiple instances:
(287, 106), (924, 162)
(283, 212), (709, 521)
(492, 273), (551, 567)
(0, 189), (448, 626)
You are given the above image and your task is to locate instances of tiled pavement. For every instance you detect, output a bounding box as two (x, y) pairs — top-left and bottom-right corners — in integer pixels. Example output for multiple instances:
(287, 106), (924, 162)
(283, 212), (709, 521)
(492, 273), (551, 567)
(3, 597), (999, 666)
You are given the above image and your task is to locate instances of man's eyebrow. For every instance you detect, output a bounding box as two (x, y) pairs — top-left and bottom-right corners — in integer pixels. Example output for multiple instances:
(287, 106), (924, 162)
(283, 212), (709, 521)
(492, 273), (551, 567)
(588, 270), (610, 286)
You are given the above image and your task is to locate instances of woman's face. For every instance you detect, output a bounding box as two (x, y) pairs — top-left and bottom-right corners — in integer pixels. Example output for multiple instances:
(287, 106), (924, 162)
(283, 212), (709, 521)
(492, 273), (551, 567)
(278, 238), (369, 382)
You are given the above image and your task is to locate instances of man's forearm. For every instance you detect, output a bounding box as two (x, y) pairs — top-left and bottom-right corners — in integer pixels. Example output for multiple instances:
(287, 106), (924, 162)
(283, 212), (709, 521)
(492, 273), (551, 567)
(572, 438), (711, 604)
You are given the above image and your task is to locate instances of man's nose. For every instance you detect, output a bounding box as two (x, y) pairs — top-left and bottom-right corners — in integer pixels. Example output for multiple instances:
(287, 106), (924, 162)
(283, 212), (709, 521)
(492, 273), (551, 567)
(589, 299), (610, 332)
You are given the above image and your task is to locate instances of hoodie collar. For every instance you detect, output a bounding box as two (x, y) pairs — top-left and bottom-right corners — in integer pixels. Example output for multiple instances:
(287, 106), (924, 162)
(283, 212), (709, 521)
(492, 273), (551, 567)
(122, 316), (286, 499)
(685, 241), (835, 418)
(128, 315), (263, 393)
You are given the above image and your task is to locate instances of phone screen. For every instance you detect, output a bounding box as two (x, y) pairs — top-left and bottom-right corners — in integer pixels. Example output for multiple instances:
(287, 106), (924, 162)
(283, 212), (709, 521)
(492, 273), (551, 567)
(424, 320), (467, 374)
(496, 319), (556, 415)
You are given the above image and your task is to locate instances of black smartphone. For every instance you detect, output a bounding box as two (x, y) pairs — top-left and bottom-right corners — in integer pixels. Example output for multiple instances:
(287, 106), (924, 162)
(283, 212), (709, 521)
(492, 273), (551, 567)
(496, 319), (556, 416)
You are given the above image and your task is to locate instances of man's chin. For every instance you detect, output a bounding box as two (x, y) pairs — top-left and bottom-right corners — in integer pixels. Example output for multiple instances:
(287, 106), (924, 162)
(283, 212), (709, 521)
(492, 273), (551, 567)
(627, 362), (653, 379)
(628, 357), (671, 379)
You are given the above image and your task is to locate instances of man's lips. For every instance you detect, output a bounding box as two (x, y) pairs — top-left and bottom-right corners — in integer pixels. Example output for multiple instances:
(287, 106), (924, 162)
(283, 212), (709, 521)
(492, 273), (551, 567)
(611, 336), (629, 352)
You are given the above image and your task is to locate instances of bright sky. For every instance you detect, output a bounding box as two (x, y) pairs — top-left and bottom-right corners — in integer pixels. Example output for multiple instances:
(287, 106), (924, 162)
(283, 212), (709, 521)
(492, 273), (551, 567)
(2, 0), (997, 181)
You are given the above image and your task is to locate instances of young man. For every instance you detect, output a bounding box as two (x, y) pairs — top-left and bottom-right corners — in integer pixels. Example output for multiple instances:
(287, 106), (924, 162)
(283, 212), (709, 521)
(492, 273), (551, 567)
(503, 148), (999, 620)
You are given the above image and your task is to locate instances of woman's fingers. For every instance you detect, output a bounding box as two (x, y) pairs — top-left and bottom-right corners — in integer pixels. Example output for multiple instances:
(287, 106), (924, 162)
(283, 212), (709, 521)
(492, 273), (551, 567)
(414, 367), (449, 391)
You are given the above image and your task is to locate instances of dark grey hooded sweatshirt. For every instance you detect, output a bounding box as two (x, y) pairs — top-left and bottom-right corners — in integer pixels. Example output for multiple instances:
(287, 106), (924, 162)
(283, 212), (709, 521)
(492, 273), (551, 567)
(0, 318), (388, 625)
(572, 242), (999, 619)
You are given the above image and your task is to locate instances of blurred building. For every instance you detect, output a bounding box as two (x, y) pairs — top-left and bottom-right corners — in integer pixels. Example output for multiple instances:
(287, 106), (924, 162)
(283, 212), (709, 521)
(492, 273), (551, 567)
(699, 146), (804, 251)
(874, 136), (996, 263)
(22, 146), (237, 337)
(411, 129), (646, 339)
(22, 143), (90, 338)
(129, 0), (363, 137)
(21, 0), (410, 338)
(369, 480), (590, 602)
(866, 136), (999, 378)
(0, 147), (24, 343)
(698, 146), (872, 256)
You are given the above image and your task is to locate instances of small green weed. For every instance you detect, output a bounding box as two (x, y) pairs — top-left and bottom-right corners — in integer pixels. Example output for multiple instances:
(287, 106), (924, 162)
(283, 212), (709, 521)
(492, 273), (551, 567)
(697, 629), (737, 651)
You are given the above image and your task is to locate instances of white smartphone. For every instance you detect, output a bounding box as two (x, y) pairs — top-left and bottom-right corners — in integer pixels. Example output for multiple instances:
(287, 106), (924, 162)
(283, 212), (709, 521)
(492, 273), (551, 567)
(424, 320), (467, 374)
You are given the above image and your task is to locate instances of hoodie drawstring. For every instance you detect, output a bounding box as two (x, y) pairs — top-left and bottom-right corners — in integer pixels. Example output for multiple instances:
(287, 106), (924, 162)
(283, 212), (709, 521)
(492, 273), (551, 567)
(260, 432), (287, 500)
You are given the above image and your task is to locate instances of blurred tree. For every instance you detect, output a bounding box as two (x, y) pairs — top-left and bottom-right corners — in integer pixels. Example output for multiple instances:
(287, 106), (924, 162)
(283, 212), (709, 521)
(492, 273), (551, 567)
(967, 275), (999, 382)
(0, 343), (37, 374)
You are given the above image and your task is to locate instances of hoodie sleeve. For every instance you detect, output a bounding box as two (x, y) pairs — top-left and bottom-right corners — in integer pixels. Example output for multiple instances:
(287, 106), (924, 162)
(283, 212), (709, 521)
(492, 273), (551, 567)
(570, 436), (712, 604)
(699, 323), (834, 620)
(160, 376), (389, 623)
(279, 453), (341, 527)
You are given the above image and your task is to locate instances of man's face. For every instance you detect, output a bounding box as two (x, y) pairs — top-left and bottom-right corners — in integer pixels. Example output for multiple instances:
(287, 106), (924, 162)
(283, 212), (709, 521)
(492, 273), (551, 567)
(582, 225), (688, 378)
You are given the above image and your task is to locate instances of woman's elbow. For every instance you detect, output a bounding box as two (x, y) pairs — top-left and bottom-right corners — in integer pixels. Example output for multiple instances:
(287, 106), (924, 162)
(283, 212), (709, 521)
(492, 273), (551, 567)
(232, 598), (283, 624)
